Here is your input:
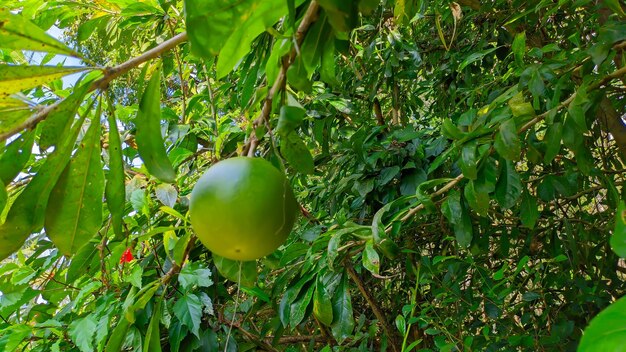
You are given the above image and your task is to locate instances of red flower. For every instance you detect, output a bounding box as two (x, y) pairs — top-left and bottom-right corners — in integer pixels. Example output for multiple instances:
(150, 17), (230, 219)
(120, 248), (134, 264)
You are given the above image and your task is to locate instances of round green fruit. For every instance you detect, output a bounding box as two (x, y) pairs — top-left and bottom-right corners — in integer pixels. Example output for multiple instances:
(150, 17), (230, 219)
(189, 157), (298, 261)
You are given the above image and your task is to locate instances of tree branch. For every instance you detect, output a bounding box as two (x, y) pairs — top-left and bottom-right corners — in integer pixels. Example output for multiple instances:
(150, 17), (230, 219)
(0, 32), (189, 143)
(243, 1), (320, 157)
(345, 260), (401, 352)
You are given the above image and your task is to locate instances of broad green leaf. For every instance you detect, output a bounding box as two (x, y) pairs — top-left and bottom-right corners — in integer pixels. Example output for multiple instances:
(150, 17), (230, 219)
(277, 105), (306, 136)
(578, 295), (626, 351)
(290, 282), (314, 327)
(320, 37), (338, 85)
(178, 262), (213, 291)
(213, 254), (257, 287)
(155, 183), (178, 207)
(0, 9), (80, 57)
(441, 119), (465, 140)
(173, 293), (203, 338)
(39, 82), (92, 150)
(135, 67), (176, 183)
(0, 324), (31, 351)
(0, 131), (34, 184)
(45, 116), (104, 256)
(0, 103), (89, 260)
(105, 104), (125, 239)
(457, 47), (498, 70)
(317, 0), (358, 33)
(520, 191), (539, 229)
(0, 108), (31, 136)
(185, 0), (295, 60)
(104, 316), (130, 352)
(0, 65), (88, 99)
(543, 122), (562, 163)
(610, 201), (626, 258)
(69, 315), (97, 352)
(442, 191), (473, 247)
(494, 119), (521, 161)
(330, 274), (354, 343)
(567, 86), (589, 133)
(215, 0), (292, 78)
(508, 93), (535, 118)
(362, 240), (380, 275)
(144, 300), (162, 352)
(464, 180), (489, 216)
(459, 141), (478, 180)
(313, 279), (333, 326)
(281, 132), (314, 174)
(301, 13), (328, 75)
(287, 55), (313, 92)
(279, 273), (315, 327)
(126, 281), (160, 324)
(495, 159), (522, 209)
(512, 31), (526, 66)
(65, 241), (99, 282)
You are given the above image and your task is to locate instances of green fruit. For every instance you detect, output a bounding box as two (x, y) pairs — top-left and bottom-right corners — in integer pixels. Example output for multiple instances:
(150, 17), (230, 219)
(189, 157), (298, 261)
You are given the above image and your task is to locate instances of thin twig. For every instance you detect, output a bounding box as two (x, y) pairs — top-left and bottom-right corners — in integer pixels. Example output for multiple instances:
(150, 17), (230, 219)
(243, 1), (320, 157)
(345, 260), (401, 352)
(0, 32), (189, 143)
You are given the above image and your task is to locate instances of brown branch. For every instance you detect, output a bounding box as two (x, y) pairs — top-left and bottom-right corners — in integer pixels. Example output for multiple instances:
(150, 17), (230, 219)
(0, 32), (189, 143)
(345, 260), (401, 352)
(243, 1), (320, 157)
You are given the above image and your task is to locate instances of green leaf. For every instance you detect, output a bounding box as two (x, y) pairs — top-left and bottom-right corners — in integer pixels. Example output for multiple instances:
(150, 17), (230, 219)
(320, 37), (338, 85)
(508, 93), (535, 118)
(459, 141), (478, 180)
(578, 295), (626, 351)
(301, 13), (328, 75)
(495, 159), (522, 209)
(173, 293), (203, 338)
(442, 191), (473, 247)
(105, 316), (130, 352)
(287, 55), (312, 92)
(65, 241), (99, 282)
(290, 282), (314, 327)
(155, 183), (178, 207)
(441, 119), (465, 140)
(0, 102), (89, 260)
(45, 115), (104, 256)
(135, 67), (176, 183)
(313, 279), (333, 326)
(610, 201), (626, 258)
(213, 254), (257, 287)
(281, 132), (314, 174)
(0, 182), (6, 214)
(0, 131), (34, 184)
(215, 0), (291, 78)
(330, 274), (354, 343)
(543, 122), (562, 164)
(105, 104), (125, 239)
(317, 0), (358, 33)
(520, 191), (539, 229)
(464, 180), (489, 216)
(0, 324), (31, 351)
(457, 47), (498, 70)
(277, 105), (306, 137)
(39, 82), (92, 150)
(362, 240), (380, 275)
(0, 65), (88, 99)
(185, 0), (293, 59)
(0, 109), (31, 136)
(0, 9), (81, 57)
(69, 315), (97, 352)
(494, 119), (521, 161)
(144, 300), (162, 352)
(512, 31), (526, 66)
(178, 262), (213, 291)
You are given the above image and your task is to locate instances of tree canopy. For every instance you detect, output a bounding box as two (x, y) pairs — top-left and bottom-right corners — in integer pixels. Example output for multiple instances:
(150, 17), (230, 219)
(1, 0), (626, 351)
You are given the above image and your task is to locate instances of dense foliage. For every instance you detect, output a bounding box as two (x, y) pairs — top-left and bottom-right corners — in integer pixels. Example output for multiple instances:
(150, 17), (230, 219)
(1, 0), (626, 351)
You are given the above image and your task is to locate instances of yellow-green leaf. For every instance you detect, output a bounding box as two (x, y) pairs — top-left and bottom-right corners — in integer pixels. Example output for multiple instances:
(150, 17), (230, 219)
(0, 9), (81, 57)
(0, 64), (88, 99)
